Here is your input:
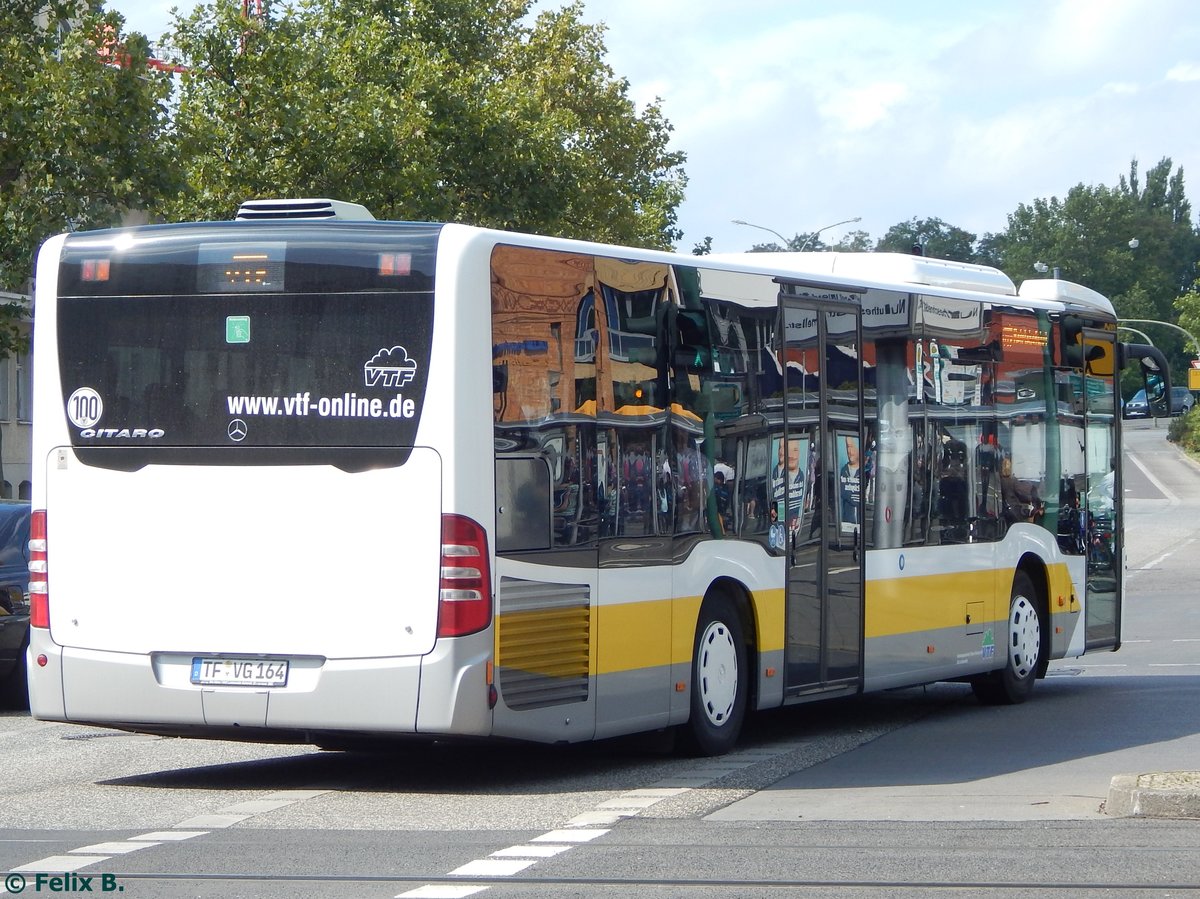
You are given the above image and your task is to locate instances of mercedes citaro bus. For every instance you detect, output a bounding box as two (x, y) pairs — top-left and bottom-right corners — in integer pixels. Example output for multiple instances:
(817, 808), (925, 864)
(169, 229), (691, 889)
(27, 199), (1166, 754)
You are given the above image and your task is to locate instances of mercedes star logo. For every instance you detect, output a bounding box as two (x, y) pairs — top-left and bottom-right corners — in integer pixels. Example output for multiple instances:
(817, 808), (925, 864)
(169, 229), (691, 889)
(227, 419), (248, 442)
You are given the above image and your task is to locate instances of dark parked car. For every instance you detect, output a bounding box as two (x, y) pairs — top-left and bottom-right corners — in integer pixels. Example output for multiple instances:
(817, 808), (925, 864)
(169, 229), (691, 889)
(1172, 386), (1197, 415)
(1123, 388), (1150, 418)
(1123, 386), (1195, 419)
(0, 501), (31, 709)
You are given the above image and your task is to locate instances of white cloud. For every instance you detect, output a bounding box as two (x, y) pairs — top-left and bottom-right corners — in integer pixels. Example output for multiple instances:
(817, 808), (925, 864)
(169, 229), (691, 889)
(1166, 63), (1200, 82)
(104, 0), (1200, 254)
(820, 81), (910, 132)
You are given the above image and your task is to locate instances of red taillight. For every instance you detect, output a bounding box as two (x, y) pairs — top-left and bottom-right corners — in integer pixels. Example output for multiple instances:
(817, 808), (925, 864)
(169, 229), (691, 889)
(437, 514), (491, 638)
(29, 510), (48, 629)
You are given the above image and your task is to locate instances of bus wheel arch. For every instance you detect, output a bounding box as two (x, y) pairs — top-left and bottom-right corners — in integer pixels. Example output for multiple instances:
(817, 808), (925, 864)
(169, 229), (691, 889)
(680, 582), (752, 756)
(972, 559), (1048, 705)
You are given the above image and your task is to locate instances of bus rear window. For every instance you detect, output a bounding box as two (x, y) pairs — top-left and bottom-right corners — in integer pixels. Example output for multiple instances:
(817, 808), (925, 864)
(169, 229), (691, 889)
(56, 224), (439, 454)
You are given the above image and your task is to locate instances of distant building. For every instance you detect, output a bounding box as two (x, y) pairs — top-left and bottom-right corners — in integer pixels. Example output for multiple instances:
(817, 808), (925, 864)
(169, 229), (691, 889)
(0, 292), (32, 500)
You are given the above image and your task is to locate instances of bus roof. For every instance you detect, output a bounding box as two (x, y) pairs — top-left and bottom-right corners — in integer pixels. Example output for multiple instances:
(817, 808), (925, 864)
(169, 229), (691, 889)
(709, 251), (1017, 297)
(1017, 276), (1115, 317)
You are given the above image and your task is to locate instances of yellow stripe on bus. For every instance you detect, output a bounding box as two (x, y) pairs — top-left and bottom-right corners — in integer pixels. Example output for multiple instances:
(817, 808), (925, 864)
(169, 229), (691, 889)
(497, 565), (1077, 678)
(865, 563), (1078, 639)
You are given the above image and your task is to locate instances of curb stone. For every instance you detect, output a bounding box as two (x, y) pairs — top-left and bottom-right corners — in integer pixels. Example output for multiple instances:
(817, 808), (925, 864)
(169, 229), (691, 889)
(1106, 772), (1200, 818)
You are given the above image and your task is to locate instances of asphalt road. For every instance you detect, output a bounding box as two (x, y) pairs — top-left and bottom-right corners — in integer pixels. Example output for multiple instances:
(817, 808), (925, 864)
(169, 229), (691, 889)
(1, 419), (1197, 898)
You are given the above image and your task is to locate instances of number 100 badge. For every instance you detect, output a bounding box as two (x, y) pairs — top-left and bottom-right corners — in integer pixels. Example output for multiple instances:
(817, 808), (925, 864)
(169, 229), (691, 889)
(67, 387), (104, 429)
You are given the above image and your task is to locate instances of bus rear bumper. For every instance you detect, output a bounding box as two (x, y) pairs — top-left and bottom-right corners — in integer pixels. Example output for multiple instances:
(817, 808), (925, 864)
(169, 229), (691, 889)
(28, 630), (492, 741)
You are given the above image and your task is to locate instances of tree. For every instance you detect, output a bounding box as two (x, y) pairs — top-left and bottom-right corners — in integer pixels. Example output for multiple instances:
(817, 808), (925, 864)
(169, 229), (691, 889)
(875, 217), (978, 263)
(831, 229), (873, 252)
(1174, 278), (1200, 359)
(160, 0), (687, 249)
(993, 158), (1200, 390)
(995, 160), (1198, 311)
(0, 0), (175, 315)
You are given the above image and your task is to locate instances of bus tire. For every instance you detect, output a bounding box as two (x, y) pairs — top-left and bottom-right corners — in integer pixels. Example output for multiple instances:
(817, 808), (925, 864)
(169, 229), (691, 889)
(972, 570), (1042, 705)
(681, 593), (747, 756)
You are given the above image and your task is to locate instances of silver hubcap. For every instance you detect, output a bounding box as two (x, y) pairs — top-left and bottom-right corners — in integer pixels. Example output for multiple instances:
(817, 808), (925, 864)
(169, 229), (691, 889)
(1009, 595), (1040, 679)
(698, 620), (738, 726)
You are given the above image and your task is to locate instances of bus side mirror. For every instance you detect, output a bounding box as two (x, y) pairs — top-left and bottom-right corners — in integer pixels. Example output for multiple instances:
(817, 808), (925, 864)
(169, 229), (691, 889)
(1120, 342), (1172, 417)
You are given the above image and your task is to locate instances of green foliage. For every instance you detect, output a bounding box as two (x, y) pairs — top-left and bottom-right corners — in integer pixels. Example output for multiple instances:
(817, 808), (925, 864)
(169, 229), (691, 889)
(160, 0), (686, 248)
(1176, 278), (1200, 352)
(876, 217), (978, 263)
(0, 0), (176, 329)
(995, 159), (1198, 311)
(1167, 405), (1200, 453)
(831, 229), (873, 252)
(988, 158), (1200, 389)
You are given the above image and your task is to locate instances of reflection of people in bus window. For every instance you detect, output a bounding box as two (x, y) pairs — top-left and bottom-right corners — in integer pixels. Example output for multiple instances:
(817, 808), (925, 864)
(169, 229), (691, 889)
(713, 470), (733, 534)
(840, 435), (861, 525)
(1000, 456), (1043, 523)
(673, 432), (705, 532)
(772, 437), (804, 523)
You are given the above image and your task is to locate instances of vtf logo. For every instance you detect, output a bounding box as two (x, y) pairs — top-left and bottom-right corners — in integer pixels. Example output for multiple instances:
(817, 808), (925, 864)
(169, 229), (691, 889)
(364, 346), (418, 388)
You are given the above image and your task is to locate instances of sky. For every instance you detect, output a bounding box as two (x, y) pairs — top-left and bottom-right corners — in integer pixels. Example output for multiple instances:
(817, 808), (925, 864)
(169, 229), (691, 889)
(106, 0), (1200, 255)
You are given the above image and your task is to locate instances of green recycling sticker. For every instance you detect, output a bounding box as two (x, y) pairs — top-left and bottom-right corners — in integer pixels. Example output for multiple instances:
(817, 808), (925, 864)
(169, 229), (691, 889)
(226, 315), (251, 344)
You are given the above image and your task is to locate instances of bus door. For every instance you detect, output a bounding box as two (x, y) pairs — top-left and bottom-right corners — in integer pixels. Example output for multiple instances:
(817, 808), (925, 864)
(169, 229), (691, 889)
(780, 294), (864, 697)
(1080, 327), (1121, 648)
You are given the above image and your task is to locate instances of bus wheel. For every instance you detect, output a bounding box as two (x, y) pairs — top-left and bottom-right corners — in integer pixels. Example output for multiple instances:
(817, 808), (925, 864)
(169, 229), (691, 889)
(681, 594), (747, 756)
(972, 570), (1042, 705)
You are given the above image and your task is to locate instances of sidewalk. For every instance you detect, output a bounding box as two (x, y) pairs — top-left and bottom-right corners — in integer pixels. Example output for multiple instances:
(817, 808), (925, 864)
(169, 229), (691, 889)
(1107, 772), (1200, 818)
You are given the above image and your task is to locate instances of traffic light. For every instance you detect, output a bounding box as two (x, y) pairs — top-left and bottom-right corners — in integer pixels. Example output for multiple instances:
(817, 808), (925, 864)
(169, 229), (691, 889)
(673, 308), (712, 373)
(1058, 314), (1105, 370)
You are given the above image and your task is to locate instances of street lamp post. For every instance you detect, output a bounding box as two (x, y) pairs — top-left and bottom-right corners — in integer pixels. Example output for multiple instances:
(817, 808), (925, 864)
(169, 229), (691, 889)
(730, 219), (790, 247)
(732, 217), (862, 251)
(798, 217), (862, 252)
(1120, 318), (1200, 360)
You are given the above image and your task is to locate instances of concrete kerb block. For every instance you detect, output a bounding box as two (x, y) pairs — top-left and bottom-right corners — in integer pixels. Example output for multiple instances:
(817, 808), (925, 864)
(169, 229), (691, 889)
(1106, 772), (1200, 818)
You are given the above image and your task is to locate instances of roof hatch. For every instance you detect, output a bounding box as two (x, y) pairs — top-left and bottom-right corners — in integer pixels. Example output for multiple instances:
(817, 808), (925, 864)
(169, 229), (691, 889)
(235, 198), (376, 222)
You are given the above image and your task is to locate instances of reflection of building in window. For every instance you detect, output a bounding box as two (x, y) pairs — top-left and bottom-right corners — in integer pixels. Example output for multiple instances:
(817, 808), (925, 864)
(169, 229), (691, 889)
(491, 245), (597, 424)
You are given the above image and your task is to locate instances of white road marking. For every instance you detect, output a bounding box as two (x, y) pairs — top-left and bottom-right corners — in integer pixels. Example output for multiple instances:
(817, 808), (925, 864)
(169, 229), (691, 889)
(596, 795), (668, 809)
(564, 810), (633, 826)
(532, 828), (610, 843)
(173, 813), (252, 828)
(5, 778), (329, 877)
(11, 855), (109, 872)
(490, 844), (571, 858)
(1127, 449), (1179, 504)
(447, 858), (537, 877)
(129, 831), (208, 841)
(1149, 663), (1200, 667)
(70, 841), (161, 855)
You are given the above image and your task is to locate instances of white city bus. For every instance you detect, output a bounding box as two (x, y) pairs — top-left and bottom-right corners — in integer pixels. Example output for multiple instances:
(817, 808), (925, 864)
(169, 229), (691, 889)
(26, 199), (1165, 754)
